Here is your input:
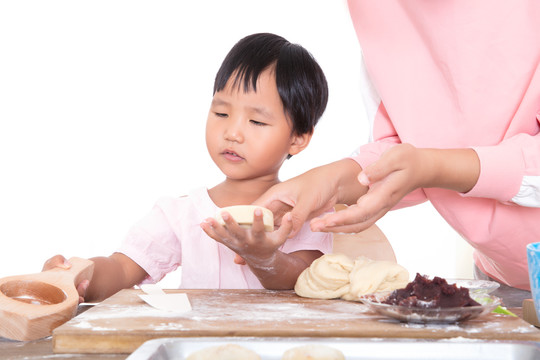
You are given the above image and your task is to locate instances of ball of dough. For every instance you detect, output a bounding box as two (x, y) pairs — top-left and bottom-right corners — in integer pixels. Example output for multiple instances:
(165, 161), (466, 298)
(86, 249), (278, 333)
(281, 344), (345, 360)
(294, 253), (354, 299)
(186, 343), (260, 360)
(215, 205), (274, 232)
(342, 256), (409, 301)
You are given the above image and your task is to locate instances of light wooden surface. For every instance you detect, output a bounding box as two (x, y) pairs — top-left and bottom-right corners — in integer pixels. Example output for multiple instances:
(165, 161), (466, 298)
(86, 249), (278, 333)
(0, 257), (94, 341)
(53, 289), (540, 354)
(523, 299), (540, 327)
(0, 305), (127, 359)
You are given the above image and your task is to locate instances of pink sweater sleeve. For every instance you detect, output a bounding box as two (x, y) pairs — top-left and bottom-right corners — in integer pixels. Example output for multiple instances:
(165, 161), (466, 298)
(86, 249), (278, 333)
(468, 129), (540, 206)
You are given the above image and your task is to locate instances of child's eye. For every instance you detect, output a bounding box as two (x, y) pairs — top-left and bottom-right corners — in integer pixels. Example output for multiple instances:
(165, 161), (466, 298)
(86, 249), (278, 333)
(215, 112), (228, 118)
(250, 119), (267, 126)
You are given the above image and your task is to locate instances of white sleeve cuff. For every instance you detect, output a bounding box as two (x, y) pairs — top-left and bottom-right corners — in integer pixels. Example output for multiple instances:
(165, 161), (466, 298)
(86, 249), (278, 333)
(511, 175), (540, 207)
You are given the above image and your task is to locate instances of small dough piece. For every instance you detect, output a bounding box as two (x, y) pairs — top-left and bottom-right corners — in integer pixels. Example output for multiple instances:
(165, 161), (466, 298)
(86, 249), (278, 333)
(186, 343), (260, 360)
(342, 256), (409, 301)
(281, 344), (345, 360)
(294, 253), (354, 299)
(216, 205), (274, 232)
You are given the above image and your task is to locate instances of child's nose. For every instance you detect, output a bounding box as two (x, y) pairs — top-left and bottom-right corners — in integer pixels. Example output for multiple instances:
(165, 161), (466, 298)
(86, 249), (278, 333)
(224, 118), (244, 143)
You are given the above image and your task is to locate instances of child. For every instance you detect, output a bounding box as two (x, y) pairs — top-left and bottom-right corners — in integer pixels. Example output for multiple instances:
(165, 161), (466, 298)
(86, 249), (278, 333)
(43, 32), (331, 303)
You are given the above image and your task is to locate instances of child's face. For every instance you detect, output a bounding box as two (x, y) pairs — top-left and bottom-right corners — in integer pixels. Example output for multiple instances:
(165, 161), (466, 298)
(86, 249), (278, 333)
(206, 68), (308, 182)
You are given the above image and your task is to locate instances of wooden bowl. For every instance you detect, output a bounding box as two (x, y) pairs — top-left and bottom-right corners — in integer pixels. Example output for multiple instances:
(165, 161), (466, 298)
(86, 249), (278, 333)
(0, 257), (94, 341)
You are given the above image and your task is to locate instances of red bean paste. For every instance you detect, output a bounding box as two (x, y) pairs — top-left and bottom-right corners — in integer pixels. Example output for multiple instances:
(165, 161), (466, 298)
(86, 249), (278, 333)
(383, 273), (480, 308)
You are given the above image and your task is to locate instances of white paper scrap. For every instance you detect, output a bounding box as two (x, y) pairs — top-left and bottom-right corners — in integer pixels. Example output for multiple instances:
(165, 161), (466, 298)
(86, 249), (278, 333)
(140, 283), (166, 295)
(138, 293), (192, 313)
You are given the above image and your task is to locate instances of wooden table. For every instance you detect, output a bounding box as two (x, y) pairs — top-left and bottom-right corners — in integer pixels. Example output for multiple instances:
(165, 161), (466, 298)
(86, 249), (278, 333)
(0, 305), (127, 359)
(0, 289), (537, 359)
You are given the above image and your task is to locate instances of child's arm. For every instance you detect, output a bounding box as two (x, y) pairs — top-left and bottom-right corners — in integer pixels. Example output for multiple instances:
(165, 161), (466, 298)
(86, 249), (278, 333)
(201, 210), (322, 290)
(43, 253), (148, 303)
(246, 249), (323, 290)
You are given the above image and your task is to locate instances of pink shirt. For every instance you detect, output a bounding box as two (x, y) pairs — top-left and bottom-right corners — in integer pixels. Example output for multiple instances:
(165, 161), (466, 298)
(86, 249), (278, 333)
(119, 187), (333, 289)
(348, 0), (540, 289)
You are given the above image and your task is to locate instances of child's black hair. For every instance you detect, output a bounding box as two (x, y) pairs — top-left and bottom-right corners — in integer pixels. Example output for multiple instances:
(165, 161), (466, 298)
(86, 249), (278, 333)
(213, 33), (328, 136)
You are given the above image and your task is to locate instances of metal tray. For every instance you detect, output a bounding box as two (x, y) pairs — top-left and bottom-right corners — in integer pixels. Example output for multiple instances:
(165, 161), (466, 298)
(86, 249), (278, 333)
(126, 337), (540, 360)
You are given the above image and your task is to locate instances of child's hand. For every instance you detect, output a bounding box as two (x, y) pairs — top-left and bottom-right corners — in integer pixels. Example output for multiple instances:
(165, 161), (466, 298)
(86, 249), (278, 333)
(42, 255), (90, 304)
(201, 209), (294, 267)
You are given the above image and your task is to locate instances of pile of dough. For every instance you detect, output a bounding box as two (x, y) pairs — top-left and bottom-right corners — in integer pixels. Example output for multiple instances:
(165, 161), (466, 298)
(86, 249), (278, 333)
(215, 205), (274, 232)
(295, 254), (409, 301)
(282, 344), (345, 360)
(294, 254), (354, 299)
(186, 343), (260, 360)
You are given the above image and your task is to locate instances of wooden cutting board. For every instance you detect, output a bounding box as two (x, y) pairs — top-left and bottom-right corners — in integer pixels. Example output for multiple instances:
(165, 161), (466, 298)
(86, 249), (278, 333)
(53, 289), (540, 354)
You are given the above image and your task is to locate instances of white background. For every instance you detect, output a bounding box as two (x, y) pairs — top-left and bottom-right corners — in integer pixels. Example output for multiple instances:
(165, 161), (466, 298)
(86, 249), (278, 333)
(0, 0), (473, 288)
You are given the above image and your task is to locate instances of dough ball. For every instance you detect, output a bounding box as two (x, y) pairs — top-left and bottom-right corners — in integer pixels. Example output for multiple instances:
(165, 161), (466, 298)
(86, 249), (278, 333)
(281, 344), (345, 360)
(294, 253), (354, 299)
(342, 256), (409, 301)
(186, 343), (260, 360)
(215, 205), (274, 232)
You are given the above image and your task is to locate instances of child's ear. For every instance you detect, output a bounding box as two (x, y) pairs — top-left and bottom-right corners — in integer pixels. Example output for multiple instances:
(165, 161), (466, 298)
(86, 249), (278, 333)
(288, 132), (313, 156)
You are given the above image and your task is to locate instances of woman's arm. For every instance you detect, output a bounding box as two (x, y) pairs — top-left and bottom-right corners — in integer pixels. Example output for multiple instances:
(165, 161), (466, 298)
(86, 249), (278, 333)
(311, 144), (480, 234)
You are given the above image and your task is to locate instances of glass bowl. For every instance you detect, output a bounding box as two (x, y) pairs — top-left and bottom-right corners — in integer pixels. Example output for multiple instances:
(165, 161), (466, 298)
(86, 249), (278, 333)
(360, 292), (501, 324)
(445, 279), (500, 295)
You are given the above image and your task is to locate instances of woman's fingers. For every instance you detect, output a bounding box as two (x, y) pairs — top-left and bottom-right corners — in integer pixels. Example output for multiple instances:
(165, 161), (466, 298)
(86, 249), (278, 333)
(359, 144), (416, 186)
(310, 204), (383, 234)
(311, 173), (404, 234)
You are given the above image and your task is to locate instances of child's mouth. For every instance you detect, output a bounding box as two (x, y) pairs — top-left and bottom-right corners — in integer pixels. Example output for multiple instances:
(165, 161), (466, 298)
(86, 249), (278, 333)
(222, 150), (244, 161)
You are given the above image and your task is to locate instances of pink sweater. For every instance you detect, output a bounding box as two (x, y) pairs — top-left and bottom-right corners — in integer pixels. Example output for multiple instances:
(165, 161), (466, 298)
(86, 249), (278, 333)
(348, 0), (540, 290)
(119, 188), (332, 289)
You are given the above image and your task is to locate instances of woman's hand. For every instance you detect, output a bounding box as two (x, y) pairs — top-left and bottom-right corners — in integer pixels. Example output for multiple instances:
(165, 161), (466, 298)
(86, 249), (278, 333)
(311, 144), (480, 234)
(253, 158), (365, 237)
(42, 255), (89, 304)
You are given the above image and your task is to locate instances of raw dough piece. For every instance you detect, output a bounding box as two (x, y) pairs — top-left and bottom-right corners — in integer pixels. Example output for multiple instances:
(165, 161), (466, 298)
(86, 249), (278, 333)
(281, 344), (345, 360)
(342, 256), (409, 301)
(294, 253), (354, 299)
(295, 254), (409, 300)
(186, 343), (260, 360)
(216, 205), (274, 232)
